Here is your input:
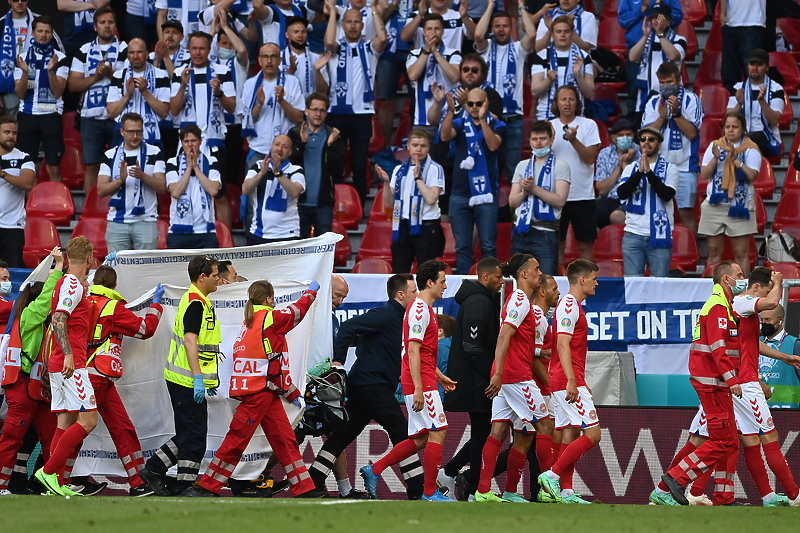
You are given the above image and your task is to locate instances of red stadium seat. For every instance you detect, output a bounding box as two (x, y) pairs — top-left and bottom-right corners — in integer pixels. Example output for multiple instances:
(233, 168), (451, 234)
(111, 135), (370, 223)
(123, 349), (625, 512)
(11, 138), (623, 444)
(671, 224), (700, 271)
(369, 115), (385, 156)
(769, 52), (800, 95)
(718, 235), (758, 268)
(331, 220), (352, 266)
(754, 194), (767, 235)
(680, 0), (707, 26)
(410, 260), (453, 275)
(80, 186), (111, 220)
(597, 18), (627, 55)
(356, 219), (392, 263)
(772, 189), (800, 234)
(22, 218), (60, 268)
(157, 219), (168, 249)
(593, 224), (625, 262)
(592, 84), (622, 122)
(564, 226), (579, 264)
(473, 222), (512, 263)
(595, 119), (611, 148)
(777, 18), (800, 61)
(71, 218), (108, 264)
(582, 0), (596, 13)
(693, 51), (722, 91)
(696, 85), (729, 125)
(62, 111), (81, 147)
(158, 191), (171, 222)
(600, 0), (619, 20)
(369, 185), (391, 222)
(676, 21), (698, 62)
(60, 145), (87, 191)
(595, 260), (624, 277)
(351, 258), (392, 274)
(441, 221), (457, 269)
(698, 120), (722, 155)
(393, 115), (412, 148)
(215, 220), (234, 248)
(754, 159), (776, 200)
(226, 184), (243, 229)
(594, 51), (628, 94)
(26, 182), (75, 226)
(762, 262), (800, 302)
(704, 20), (722, 52)
(784, 159), (800, 190)
(334, 184), (363, 230)
(702, 262), (717, 278)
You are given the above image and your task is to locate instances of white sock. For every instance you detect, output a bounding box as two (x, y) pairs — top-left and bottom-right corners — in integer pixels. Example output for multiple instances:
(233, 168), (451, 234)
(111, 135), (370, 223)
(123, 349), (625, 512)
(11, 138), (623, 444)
(337, 478), (352, 496)
(655, 487), (669, 495)
(561, 489), (574, 497)
(763, 492), (776, 502)
(546, 470), (560, 481)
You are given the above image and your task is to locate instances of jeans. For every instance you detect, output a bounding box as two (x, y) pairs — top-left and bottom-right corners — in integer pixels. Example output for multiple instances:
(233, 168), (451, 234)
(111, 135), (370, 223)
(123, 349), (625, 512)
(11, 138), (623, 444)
(449, 195), (498, 274)
(502, 119), (523, 183)
(166, 232), (219, 250)
(721, 25), (766, 93)
(106, 220), (158, 253)
(298, 204), (334, 239)
(622, 231), (671, 277)
(511, 227), (559, 276)
(326, 113), (372, 203)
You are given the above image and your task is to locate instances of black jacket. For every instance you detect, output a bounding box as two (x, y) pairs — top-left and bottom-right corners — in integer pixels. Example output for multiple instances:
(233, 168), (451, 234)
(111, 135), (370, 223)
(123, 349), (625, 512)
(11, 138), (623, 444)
(332, 299), (405, 388)
(443, 280), (501, 413)
(287, 123), (345, 208)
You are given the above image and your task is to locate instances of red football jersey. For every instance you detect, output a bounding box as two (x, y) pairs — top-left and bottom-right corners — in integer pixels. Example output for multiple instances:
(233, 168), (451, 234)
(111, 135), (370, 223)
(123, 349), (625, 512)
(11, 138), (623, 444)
(549, 294), (588, 391)
(492, 289), (535, 384)
(732, 294), (761, 383)
(401, 298), (439, 395)
(46, 274), (91, 372)
(533, 304), (552, 395)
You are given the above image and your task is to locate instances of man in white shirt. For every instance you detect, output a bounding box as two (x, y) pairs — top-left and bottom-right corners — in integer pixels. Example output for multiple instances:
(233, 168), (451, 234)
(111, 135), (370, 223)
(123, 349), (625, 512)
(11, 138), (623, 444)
(282, 16), (325, 100)
(535, 0), (598, 53)
(68, 7), (128, 193)
(0, 115), (36, 267)
(156, 0), (204, 47)
(151, 19), (190, 159)
(97, 112), (167, 253)
(251, 0), (325, 49)
(720, 0), (767, 93)
(401, 0), (475, 52)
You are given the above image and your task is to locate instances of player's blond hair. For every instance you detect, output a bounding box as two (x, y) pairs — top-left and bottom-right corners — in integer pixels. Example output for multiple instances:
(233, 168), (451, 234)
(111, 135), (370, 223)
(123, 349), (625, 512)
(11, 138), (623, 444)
(66, 236), (94, 264)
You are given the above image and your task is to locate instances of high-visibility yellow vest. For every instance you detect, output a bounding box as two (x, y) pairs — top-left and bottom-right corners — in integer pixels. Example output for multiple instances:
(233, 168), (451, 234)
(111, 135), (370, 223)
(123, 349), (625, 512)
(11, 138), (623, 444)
(164, 284), (221, 388)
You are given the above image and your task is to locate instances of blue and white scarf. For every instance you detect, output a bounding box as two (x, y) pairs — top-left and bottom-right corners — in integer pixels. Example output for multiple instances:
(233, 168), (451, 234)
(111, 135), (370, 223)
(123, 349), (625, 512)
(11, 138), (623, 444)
(416, 46), (443, 126)
(108, 142), (149, 218)
(707, 142), (751, 220)
(635, 28), (677, 110)
(180, 66), (225, 147)
(622, 156), (672, 248)
(83, 37), (122, 115)
(0, 12), (21, 93)
(664, 86), (685, 152)
(744, 76), (781, 156)
(489, 39), (517, 114)
(271, 4), (304, 50)
(282, 47), (313, 97)
(460, 117), (494, 206)
(392, 155), (430, 240)
(546, 44), (582, 119)
(25, 40), (56, 107)
(144, 0), (157, 24)
(121, 65), (160, 144)
(69, 6), (95, 36)
(549, 4), (584, 34)
(241, 71), (285, 139)
(263, 158), (293, 213)
(171, 149), (214, 234)
(514, 152), (556, 234)
(331, 39), (374, 114)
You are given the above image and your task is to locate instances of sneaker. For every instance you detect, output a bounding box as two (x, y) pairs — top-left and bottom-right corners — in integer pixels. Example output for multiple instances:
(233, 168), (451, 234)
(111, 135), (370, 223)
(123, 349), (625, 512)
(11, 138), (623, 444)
(537, 489), (556, 503)
(359, 464), (380, 499)
(183, 486), (219, 497)
(763, 494), (790, 507)
(454, 473), (472, 502)
(296, 488), (331, 498)
(660, 474), (689, 505)
(34, 468), (64, 496)
(138, 468), (170, 497)
(790, 492), (800, 507)
(0, 489), (12, 496)
(437, 470), (455, 495)
(722, 500), (750, 506)
(649, 490), (681, 506)
(341, 488), (372, 499)
(272, 479), (290, 495)
(129, 485), (154, 497)
(502, 491), (529, 503)
(537, 472), (562, 503)
(69, 480), (107, 496)
(422, 490), (457, 502)
(59, 484), (83, 497)
(561, 493), (591, 504)
(686, 492), (712, 506)
(474, 491), (510, 502)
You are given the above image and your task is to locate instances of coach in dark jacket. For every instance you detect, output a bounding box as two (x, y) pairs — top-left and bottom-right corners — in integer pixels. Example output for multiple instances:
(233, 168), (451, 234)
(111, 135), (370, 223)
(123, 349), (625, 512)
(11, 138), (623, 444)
(308, 274), (424, 499)
(441, 257), (504, 499)
(288, 92), (346, 238)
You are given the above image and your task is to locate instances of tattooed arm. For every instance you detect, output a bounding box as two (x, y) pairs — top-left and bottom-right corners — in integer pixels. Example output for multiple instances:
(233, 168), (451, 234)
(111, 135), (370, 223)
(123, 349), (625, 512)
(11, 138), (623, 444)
(52, 311), (74, 378)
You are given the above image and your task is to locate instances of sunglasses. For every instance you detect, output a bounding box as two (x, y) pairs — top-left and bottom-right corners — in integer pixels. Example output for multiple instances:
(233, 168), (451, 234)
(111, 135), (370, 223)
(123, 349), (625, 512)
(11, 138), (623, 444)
(461, 66), (480, 74)
(639, 136), (660, 143)
(466, 101), (484, 108)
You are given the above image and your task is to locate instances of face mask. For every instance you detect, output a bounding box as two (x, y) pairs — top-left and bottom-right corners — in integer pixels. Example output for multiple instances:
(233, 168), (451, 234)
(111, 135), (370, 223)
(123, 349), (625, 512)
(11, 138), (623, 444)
(532, 146), (551, 158)
(760, 323), (777, 338)
(615, 136), (634, 152)
(218, 48), (236, 60)
(545, 307), (555, 320)
(0, 281), (11, 295)
(290, 40), (307, 49)
(660, 84), (679, 99)
(731, 278), (747, 295)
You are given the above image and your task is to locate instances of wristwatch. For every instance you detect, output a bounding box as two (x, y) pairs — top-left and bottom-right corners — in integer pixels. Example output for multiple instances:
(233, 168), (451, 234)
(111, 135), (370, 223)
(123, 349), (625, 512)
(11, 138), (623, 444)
(656, 33), (666, 39)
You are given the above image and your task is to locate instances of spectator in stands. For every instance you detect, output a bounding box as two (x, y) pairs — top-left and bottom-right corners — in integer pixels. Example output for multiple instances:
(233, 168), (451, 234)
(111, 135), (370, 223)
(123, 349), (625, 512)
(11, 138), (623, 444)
(125, 0), (158, 48)
(616, 126), (678, 277)
(440, 87), (506, 273)
(641, 61), (702, 233)
(288, 92), (345, 239)
(97, 112), (167, 254)
(509, 120), (571, 277)
(549, 84), (600, 263)
(165, 124), (222, 249)
(475, 3), (546, 192)
(0, 260), (10, 329)
(375, 0), (413, 153)
(282, 17), (325, 99)
(536, 0), (598, 53)
(406, 13), (461, 134)
(402, 0), (476, 53)
(242, 134), (305, 244)
(698, 111), (761, 275)
(726, 48), (784, 160)
(250, 0), (325, 49)
(58, 0), (107, 56)
(106, 38), (171, 148)
(720, 0), (767, 94)
(594, 118), (639, 229)
(151, 20), (189, 159)
(156, 0), (203, 47)
(530, 15), (594, 121)
(318, 0), (387, 205)
(375, 128), (445, 274)
(0, 114), (35, 268)
(14, 16), (69, 183)
(332, 0), (381, 43)
(68, 7), (128, 193)
(617, 0), (683, 115)
(628, 3), (685, 115)
(436, 313), (455, 401)
(240, 43), (304, 168)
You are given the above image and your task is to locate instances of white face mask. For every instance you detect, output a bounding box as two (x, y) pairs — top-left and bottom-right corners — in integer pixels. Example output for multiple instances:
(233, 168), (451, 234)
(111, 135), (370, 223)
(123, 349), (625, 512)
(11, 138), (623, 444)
(218, 47), (236, 60)
(0, 281), (11, 295)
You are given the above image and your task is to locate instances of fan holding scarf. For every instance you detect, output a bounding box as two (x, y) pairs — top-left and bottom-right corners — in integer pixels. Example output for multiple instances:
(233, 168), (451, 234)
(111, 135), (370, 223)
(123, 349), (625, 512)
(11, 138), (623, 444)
(616, 126), (679, 278)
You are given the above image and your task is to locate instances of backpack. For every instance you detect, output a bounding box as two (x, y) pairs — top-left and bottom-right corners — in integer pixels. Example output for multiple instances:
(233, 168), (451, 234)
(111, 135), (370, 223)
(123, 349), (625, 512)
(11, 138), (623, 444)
(760, 232), (800, 263)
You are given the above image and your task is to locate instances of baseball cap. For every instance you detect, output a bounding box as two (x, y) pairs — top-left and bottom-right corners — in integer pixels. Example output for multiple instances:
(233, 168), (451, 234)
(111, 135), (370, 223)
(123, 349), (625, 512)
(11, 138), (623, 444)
(610, 118), (635, 134)
(747, 48), (769, 65)
(161, 20), (184, 33)
(637, 126), (664, 143)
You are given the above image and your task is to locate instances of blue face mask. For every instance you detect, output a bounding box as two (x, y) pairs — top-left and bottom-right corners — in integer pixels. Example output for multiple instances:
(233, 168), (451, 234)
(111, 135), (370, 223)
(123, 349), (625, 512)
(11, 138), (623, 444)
(731, 279), (747, 295)
(545, 307), (554, 320)
(616, 136), (634, 152)
(532, 146), (551, 158)
(0, 281), (10, 295)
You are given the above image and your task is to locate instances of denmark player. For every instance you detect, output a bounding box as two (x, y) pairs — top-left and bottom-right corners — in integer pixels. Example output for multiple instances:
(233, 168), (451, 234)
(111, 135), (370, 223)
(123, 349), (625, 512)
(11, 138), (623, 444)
(475, 254), (554, 503)
(35, 237), (97, 496)
(360, 260), (457, 502)
(538, 259), (600, 504)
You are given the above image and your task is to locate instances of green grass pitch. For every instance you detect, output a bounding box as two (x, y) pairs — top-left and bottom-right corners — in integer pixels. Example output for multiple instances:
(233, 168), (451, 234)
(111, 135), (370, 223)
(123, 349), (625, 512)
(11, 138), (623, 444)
(1, 497), (798, 533)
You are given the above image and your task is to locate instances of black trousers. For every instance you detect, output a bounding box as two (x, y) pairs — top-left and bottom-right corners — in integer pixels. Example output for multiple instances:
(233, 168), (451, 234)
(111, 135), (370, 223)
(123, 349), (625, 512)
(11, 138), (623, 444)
(309, 383), (424, 499)
(390, 219), (445, 274)
(443, 411), (491, 487)
(145, 380), (208, 495)
(326, 113), (372, 204)
(0, 228), (24, 268)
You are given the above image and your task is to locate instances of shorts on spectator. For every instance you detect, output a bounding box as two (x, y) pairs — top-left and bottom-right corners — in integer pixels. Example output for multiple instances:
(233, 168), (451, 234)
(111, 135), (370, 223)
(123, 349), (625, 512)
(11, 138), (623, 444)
(81, 117), (119, 164)
(50, 369), (97, 413)
(16, 112), (64, 166)
(560, 200), (598, 243)
(697, 199), (757, 238)
(675, 171), (698, 210)
(376, 51), (409, 100)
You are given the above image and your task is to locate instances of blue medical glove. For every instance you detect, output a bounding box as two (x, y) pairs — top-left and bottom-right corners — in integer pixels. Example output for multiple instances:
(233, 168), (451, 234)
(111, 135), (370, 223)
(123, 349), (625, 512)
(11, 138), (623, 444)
(193, 375), (205, 403)
(104, 252), (117, 264)
(207, 387), (218, 397)
(292, 397), (303, 408)
(153, 283), (165, 305)
(308, 280), (320, 292)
